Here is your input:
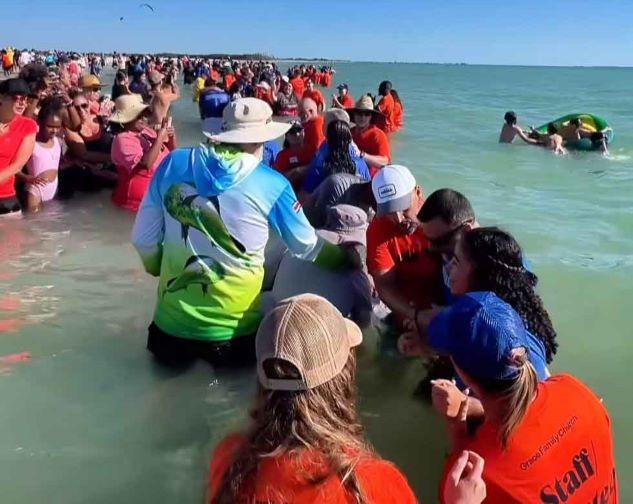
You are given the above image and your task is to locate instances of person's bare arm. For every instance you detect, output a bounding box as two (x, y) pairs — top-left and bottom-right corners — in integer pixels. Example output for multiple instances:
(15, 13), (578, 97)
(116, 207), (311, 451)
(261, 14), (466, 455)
(140, 127), (171, 170)
(362, 152), (389, 169)
(515, 126), (538, 145)
(0, 134), (36, 184)
(373, 269), (415, 321)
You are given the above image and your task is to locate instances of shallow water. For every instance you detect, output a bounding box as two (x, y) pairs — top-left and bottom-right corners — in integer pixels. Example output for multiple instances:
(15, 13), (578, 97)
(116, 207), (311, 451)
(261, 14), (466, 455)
(1, 64), (632, 503)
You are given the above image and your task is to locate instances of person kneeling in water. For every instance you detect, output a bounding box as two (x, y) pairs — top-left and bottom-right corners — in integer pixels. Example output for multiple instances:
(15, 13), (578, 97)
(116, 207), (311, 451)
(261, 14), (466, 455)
(433, 293), (617, 504)
(207, 294), (487, 504)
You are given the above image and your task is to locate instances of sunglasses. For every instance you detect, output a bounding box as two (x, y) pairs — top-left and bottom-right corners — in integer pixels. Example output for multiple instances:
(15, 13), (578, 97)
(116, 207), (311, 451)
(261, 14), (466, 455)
(88, 87), (101, 93)
(11, 95), (27, 104)
(427, 222), (470, 250)
(75, 103), (89, 110)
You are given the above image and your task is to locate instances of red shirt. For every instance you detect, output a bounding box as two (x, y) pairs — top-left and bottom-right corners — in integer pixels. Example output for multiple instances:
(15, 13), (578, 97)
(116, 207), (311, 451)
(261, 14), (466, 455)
(302, 89), (325, 110)
(367, 216), (443, 310)
(393, 99), (404, 130)
(290, 77), (305, 99)
(223, 73), (236, 92)
(0, 115), (38, 199)
(209, 434), (418, 504)
(300, 115), (325, 164)
(274, 147), (306, 173)
(352, 125), (391, 176)
(376, 93), (396, 133)
(339, 94), (354, 108)
(441, 374), (618, 504)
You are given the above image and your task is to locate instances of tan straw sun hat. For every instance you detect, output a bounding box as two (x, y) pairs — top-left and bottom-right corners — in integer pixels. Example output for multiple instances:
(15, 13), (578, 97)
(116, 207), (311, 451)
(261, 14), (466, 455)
(346, 94), (384, 117)
(203, 97), (291, 144)
(256, 293), (363, 391)
(108, 94), (149, 124)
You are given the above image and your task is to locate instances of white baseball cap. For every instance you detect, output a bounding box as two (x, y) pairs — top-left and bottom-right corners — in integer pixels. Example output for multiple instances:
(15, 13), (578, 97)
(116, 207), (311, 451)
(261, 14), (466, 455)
(371, 165), (417, 216)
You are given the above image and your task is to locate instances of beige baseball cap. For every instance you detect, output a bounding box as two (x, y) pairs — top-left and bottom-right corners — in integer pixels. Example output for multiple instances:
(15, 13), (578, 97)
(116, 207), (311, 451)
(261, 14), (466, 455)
(256, 294), (363, 391)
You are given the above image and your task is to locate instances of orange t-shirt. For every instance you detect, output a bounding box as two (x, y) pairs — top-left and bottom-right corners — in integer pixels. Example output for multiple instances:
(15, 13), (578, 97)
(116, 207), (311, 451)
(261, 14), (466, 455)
(223, 73), (236, 92)
(376, 93), (396, 133)
(393, 99), (404, 130)
(290, 77), (305, 99)
(208, 434), (418, 504)
(440, 374), (618, 504)
(340, 94), (355, 109)
(300, 115), (325, 164)
(302, 89), (325, 110)
(352, 125), (391, 176)
(367, 217), (443, 310)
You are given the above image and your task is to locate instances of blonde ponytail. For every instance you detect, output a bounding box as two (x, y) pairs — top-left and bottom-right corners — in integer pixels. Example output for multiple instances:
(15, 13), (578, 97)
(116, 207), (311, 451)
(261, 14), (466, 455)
(498, 351), (538, 447)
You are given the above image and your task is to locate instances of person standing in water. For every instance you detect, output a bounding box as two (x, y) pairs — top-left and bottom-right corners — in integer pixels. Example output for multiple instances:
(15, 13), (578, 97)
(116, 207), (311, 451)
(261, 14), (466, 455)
(132, 98), (356, 367)
(0, 78), (37, 215)
(20, 102), (63, 212)
(498, 111), (538, 144)
(434, 293), (617, 504)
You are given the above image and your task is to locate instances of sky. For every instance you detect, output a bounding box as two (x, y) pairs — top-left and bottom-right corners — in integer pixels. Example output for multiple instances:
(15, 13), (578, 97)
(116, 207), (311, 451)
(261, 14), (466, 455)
(4, 0), (633, 66)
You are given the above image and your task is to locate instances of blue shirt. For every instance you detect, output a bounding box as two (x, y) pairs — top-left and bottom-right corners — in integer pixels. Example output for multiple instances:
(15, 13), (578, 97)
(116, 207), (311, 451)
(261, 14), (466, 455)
(263, 140), (281, 167)
(199, 90), (230, 119)
(302, 143), (370, 193)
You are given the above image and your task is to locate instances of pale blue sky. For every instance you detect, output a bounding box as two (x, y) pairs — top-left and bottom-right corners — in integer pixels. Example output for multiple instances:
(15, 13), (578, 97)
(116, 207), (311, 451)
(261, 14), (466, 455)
(4, 0), (633, 66)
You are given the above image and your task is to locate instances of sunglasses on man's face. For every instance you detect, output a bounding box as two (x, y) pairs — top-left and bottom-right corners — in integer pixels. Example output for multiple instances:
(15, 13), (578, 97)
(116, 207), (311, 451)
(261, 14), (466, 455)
(88, 87), (101, 93)
(427, 222), (469, 251)
(11, 95), (27, 104)
(75, 103), (89, 110)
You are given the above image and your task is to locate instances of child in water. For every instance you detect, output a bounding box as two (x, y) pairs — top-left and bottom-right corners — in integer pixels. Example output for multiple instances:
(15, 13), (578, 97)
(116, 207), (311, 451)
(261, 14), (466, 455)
(22, 103), (63, 211)
(529, 123), (567, 156)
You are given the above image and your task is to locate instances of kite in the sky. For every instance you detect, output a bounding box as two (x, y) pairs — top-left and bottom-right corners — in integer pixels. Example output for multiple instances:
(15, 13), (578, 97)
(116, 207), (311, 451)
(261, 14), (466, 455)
(139, 3), (155, 12)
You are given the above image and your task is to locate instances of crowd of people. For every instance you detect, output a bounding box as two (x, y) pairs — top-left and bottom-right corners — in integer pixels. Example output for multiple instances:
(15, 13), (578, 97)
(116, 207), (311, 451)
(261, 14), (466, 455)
(0, 47), (618, 503)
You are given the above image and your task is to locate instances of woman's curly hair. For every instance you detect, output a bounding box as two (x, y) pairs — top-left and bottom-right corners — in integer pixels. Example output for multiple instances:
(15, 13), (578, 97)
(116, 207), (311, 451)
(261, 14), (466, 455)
(461, 226), (558, 362)
(323, 120), (357, 177)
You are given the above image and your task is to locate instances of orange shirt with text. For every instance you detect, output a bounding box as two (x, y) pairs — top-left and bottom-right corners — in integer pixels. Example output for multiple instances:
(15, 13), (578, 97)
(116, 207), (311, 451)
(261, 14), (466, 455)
(208, 434), (418, 504)
(441, 374), (618, 504)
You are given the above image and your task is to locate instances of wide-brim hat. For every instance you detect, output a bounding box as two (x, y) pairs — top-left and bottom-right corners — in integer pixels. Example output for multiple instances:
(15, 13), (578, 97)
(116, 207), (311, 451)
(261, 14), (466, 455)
(109, 94), (149, 124)
(204, 97), (291, 144)
(346, 94), (384, 117)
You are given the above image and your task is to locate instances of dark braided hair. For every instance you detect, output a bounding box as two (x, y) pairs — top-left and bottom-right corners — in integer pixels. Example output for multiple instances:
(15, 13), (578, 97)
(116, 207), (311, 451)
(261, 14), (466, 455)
(460, 227), (558, 362)
(322, 120), (356, 177)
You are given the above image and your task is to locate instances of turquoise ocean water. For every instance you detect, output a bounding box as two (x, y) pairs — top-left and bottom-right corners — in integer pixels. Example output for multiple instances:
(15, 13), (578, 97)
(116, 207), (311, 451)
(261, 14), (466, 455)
(0, 63), (631, 503)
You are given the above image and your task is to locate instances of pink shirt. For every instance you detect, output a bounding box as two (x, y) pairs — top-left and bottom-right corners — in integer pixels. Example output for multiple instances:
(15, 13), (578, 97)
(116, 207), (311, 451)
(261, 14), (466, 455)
(26, 137), (61, 202)
(111, 127), (170, 211)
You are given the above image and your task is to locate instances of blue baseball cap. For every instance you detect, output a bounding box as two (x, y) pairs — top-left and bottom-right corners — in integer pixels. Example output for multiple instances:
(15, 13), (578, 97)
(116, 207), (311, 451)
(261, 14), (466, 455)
(337, 83), (349, 90)
(428, 292), (531, 381)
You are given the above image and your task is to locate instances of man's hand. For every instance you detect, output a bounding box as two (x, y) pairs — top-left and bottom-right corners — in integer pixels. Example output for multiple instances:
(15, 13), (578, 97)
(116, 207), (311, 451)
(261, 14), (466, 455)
(443, 450), (487, 504)
(431, 379), (468, 418)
